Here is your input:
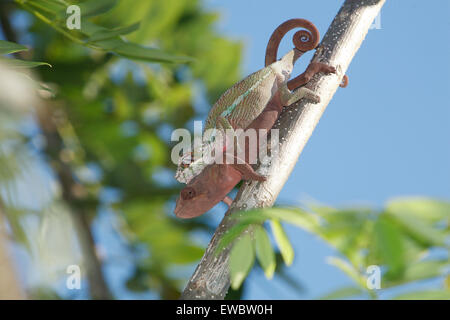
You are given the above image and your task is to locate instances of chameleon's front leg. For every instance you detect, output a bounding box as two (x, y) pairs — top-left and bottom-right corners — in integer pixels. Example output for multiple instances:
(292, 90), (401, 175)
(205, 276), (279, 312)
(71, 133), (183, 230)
(280, 61), (339, 106)
(287, 62), (337, 90)
(280, 84), (321, 106)
(222, 153), (267, 182)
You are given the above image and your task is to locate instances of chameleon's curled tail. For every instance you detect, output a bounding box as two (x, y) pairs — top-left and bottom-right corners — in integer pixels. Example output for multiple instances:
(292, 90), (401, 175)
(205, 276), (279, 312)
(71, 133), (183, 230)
(264, 18), (321, 90)
(265, 18), (319, 66)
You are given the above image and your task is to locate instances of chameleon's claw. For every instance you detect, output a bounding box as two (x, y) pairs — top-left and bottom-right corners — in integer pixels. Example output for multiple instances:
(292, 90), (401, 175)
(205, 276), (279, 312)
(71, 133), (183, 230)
(310, 94), (321, 104)
(340, 75), (349, 88)
(322, 65), (337, 74)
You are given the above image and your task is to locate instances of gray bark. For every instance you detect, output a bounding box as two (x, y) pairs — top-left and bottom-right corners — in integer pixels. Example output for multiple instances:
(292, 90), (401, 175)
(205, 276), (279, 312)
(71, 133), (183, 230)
(180, 0), (386, 300)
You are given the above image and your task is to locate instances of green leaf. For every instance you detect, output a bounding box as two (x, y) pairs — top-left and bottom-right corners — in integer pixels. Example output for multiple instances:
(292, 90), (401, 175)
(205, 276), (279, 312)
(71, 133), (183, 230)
(113, 42), (193, 63)
(78, 20), (109, 37)
(28, 0), (65, 15)
(79, 0), (118, 17)
(2, 59), (52, 68)
(270, 219), (294, 266)
(392, 290), (450, 300)
(230, 233), (255, 290)
(216, 222), (253, 254)
(382, 259), (447, 289)
(405, 260), (447, 281)
(167, 245), (204, 264)
(318, 286), (364, 300)
(254, 225), (275, 279)
(388, 211), (446, 247)
(57, 0), (118, 18)
(383, 260), (449, 287)
(228, 209), (269, 225)
(89, 22), (141, 42)
(265, 208), (320, 233)
(387, 197), (450, 223)
(374, 215), (405, 279)
(2, 206), (30, 249)
(232, 207), (319, 233)
(0, 40), (28, 55)
(326, 256), (365, 288)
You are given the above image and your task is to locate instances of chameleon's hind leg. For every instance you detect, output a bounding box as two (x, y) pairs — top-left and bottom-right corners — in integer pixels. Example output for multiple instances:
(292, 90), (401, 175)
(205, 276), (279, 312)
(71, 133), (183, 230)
(279, 84), (321, 106)
(280, 61), (340, 105)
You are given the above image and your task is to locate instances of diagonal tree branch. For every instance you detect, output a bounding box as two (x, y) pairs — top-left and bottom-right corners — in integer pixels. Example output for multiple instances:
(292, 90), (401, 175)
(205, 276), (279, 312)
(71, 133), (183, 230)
(180, 0), (386, 300)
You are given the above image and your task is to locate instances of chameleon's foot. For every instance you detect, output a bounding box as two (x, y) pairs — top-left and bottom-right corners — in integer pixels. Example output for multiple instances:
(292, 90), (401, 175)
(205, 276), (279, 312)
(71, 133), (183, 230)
(340, 75), (349, 88)
(287, 62), (337, 90)
(317, 63), (336, 74)
(317, 63), (348, 87)
(308, 94), (321, 104)
(284, 86), (321, 105)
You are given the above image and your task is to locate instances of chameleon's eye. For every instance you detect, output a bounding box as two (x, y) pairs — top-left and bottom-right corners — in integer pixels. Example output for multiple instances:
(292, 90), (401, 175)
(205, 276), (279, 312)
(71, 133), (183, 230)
(181, 187), (196, 200)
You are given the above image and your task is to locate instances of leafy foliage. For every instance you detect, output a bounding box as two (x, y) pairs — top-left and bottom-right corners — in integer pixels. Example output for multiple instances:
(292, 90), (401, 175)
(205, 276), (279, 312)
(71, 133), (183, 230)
(230, 232), (254, 290)
(220, 198), (450, 299)
(15, 0), (192, 63)
(2, 0), (447, 301)
(0, 0), (242, 299)
(0, 39), (50, 68)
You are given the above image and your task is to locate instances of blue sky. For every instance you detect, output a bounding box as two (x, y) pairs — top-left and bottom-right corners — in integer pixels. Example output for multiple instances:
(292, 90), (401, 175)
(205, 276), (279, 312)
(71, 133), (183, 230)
(198, 0), (450, 299)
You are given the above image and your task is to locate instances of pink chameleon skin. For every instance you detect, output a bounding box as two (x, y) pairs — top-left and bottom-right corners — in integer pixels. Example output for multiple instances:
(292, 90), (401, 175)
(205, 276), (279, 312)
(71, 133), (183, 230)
(174, 59), (338, 219)
(174, 163), (244, 219)
(174, 19), (341, 218)
(175, 91), (282, 218)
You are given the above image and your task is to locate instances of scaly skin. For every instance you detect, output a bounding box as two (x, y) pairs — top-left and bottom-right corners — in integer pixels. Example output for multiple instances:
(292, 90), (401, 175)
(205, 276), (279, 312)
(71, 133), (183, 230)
(175, 19), (334, 184)
(174, 91), (285, 218)
(174, 19), (341, 218)
(175, 49), (317, 184)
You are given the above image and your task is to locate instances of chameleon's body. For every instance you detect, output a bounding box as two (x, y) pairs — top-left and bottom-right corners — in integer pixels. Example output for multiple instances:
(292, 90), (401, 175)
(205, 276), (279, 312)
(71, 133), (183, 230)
(175, 49), (320, 184)
(174, 90), (285, 218)
(174, 19), (343, 218)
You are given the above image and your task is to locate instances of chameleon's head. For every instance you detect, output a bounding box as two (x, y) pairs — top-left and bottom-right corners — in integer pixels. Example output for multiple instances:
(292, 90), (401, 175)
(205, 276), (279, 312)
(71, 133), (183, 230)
(174, 164), (242, 218)
(271, 48), (303, 82)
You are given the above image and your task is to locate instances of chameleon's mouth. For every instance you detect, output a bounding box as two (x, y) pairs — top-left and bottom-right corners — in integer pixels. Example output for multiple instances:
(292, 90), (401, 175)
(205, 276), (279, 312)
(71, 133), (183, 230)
(174, 163), (243, 219)
(174, 193), (210, 219)
(173, 201), (183, 216)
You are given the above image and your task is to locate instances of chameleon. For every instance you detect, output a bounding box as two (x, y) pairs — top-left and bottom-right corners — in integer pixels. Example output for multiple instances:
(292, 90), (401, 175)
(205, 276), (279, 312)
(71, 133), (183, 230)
(174, 89), (291, 218)
(174, 19), (342, 218)
(175, 19), (337, 185)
